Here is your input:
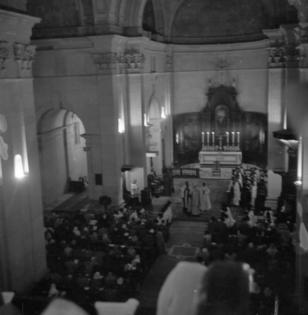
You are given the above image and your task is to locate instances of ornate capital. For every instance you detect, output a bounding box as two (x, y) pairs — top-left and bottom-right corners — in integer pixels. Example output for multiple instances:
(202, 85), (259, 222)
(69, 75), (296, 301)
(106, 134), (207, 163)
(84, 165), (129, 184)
(263, 29), (287, 68)
(165, 53), (173, 71)
(92, 48), (145, 74)
(288, 0), (308, 23)
(13, 42), (36, 71)
(122, 48), (145, 72)
(0, 41), (10, 70)
(268, 46), (287, 68)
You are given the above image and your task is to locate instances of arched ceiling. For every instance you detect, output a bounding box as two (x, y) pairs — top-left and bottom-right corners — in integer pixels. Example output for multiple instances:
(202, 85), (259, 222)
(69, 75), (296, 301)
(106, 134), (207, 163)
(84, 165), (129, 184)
(26, 0), (299, 42)
(142, 0), (298, 44)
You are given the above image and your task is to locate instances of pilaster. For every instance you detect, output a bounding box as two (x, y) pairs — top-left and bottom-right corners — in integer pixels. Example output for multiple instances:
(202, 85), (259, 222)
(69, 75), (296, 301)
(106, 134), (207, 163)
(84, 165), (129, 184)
(263, 29), (287, 172)
(0, 9), (46, 292)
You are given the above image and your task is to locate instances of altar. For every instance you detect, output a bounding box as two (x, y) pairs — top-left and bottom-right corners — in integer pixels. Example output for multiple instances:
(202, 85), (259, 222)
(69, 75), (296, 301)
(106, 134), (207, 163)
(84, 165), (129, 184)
(198, 130), (242, 179)
(199, 150), (242, 179)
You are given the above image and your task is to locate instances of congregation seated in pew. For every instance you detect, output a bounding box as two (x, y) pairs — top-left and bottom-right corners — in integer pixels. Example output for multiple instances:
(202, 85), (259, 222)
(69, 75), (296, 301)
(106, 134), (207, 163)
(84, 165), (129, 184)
(15, 198), (171, 315)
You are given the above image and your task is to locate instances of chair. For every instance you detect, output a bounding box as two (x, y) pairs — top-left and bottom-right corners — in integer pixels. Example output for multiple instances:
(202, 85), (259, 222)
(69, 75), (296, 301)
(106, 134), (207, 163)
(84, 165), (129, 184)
(94, 298), (139, 315)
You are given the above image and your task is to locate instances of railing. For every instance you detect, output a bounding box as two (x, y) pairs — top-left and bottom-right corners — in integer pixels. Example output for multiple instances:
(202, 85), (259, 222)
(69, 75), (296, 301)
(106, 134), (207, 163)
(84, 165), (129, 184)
(172, 168), (199, 178)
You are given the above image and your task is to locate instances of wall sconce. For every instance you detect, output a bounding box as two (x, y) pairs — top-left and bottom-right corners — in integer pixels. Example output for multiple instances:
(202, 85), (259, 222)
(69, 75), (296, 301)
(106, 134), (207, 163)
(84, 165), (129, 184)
(161, 106), (167, 119)
(295, 136), (303, 186)
(273, 128), (302, 185)
(14, 154), (25, 179)
(273, 129), (298, 152)
(118, 118), (125, 134)
(144, 114), (150, 127)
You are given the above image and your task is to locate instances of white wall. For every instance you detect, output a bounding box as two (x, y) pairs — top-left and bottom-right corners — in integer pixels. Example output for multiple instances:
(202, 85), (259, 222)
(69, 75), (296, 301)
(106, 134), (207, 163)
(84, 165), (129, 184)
(171, 40), (269, 115)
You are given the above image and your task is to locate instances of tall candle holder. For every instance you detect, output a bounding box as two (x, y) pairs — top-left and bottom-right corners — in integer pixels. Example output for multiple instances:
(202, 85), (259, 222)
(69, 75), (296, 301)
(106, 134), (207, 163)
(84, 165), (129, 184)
(231, 131), (235, 147)
(201, 132), (205, 148)
(211, 131), (215, 147)
(226, 131), (229, 147)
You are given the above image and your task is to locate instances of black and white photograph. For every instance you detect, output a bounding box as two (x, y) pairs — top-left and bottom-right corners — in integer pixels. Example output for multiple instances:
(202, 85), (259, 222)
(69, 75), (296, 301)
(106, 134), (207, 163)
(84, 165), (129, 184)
(0, 1), (308, 315)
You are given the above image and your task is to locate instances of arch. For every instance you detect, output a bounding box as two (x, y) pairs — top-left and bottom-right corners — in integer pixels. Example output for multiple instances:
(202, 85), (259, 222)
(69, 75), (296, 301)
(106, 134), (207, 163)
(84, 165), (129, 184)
(171, 0), (268, 44)
(119, 0), (147, 30)
(142, 0), (165, 36)
(38, 108), (88, 208)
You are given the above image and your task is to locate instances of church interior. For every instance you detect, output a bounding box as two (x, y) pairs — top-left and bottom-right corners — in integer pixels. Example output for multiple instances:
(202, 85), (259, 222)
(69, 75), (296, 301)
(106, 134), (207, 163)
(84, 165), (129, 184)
(1, 0), (308, 314)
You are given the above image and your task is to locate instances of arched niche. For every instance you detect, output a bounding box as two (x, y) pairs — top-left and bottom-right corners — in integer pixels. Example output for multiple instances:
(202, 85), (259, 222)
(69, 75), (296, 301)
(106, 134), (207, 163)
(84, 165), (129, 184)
(37, 109), (88, 208)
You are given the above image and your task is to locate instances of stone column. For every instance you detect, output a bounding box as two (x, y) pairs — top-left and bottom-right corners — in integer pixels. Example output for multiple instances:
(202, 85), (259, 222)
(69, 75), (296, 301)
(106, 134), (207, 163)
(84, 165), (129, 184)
(163, 47), (174, 168)
(124, 47), (147, 188)
(263, 29), (287, 172)
(0, 9), (46, 292)
(81, 133), (103, 199)
(91, 49), (124, 204)
(287, 9), (308, 310)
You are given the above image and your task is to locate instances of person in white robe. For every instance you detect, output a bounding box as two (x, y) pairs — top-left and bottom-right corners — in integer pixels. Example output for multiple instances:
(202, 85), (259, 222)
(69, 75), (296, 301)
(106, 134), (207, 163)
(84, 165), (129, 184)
(199, 182), (211, 211)
(224, 206), (236, 227)
(250, 180), (257, 209)
(232, 179), (241, 206)
(191, 185), (201, 216)
(182, 181), (192, 214)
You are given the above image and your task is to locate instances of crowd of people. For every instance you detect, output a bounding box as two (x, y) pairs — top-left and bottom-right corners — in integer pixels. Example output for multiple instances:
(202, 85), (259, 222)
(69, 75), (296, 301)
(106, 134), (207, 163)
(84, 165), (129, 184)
(194, 203), (296, 315)
(3, 164), (298, 315)
(14, 200), (172, 315)
(227, 166), (268, 211)
(181, 181), (212, 216)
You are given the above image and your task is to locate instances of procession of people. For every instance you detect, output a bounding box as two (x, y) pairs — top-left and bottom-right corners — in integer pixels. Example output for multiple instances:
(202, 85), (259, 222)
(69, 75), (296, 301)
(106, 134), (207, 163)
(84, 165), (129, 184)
(181, 181), (212, 216)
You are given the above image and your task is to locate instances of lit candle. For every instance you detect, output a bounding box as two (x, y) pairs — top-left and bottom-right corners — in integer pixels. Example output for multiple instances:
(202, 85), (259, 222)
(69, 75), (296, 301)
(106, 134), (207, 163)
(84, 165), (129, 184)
(206, 132), (210, 146)
(201, 132), (205, 146)
(237, 131), (240, 146)
(211, 131), (215, 146)
(225, 131), (229, 146)
(231, 131), (235, 146)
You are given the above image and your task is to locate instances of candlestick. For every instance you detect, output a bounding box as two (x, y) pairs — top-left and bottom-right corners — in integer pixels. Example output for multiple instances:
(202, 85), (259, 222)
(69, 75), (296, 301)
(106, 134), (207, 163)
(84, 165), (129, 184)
(237, 131), (240, 147)
(211, 131), (215, 146)
(225, 131), (229, 146)
(206, 132), (210, 146)
(201, 132), (205, 147)
(231, 131), (235, 146)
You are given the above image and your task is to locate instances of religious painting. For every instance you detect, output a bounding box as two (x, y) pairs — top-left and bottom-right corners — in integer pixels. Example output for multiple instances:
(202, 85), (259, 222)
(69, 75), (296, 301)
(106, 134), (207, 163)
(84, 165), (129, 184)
(214, 104), (229, 136)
